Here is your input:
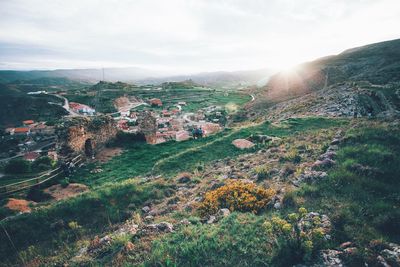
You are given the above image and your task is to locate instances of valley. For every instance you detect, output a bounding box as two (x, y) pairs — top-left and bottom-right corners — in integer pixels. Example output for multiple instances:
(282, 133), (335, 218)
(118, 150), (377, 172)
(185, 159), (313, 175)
(0, 39), (399, 267)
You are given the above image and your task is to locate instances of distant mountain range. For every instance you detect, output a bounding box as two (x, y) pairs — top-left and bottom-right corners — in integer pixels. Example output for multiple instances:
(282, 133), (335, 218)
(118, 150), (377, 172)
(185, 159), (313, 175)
(0, 67), (273, 87)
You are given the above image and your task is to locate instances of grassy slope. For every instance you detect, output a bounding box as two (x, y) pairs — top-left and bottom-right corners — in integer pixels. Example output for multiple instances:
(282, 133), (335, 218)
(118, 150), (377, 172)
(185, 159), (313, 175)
(298, 120), (400, 244)
(0, 179), (174, 266)
(1, 118), (397, 266)
(144, 119), (400, 267)
(71, 117), (344, 187)
(0, 117), (344, 266)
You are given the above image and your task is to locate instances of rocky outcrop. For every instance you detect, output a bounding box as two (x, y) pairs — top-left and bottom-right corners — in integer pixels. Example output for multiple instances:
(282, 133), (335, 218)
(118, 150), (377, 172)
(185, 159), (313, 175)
(56, 116), (118, 157)
(232, 139), (255, 149)
(137, 111), (157, 144)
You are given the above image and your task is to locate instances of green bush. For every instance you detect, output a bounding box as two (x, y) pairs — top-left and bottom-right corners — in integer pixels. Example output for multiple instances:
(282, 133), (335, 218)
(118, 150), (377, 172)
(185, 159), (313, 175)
(32, 156), (53, 172)
(263, 208), (328, 265)
(4, 158), (31, 174)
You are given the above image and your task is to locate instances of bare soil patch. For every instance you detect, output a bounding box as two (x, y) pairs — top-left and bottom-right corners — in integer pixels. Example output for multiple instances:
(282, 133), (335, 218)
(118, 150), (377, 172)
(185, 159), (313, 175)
(5, 198), (34, 213)
(44, 183), (89, 201)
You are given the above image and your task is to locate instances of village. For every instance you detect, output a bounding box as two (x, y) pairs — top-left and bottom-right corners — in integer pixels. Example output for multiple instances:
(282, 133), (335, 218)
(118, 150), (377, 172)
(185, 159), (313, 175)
(0, 90), (227, 172)
(111, 96), (225, 144)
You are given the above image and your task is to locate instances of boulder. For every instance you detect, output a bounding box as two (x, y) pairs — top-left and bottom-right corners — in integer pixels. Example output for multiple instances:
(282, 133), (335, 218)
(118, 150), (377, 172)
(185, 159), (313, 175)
(319, 249), (344, 267)
(312, 159), (335, 169)
(156, 222), (174, 232)
(217, 208), (231, 218)
(207, 215), (217, 224)
(177, 172), (192, 183)
(232, 139), (255, 149)
(318, 151), (337, 161)
(142, 206), (151, 213)
(381, 243), (400, 266)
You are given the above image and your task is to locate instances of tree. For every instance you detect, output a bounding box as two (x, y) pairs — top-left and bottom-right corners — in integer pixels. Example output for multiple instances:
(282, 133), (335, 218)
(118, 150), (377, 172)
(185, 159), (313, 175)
(31, 156), (53, 172)
(4, 159), (31, 174)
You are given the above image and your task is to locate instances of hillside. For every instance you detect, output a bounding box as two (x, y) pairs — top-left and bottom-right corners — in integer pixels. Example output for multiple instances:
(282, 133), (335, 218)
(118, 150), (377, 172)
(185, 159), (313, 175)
(0, 39), (400, 267)
(249, 39), (400, 118)
(0, 84), (68, 126)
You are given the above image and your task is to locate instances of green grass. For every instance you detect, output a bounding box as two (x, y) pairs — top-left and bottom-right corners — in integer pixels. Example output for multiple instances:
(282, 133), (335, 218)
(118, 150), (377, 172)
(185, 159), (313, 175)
(297, 121), (400, 246)
(145, 213), (273, 267)
(0, 179), (174, 266)
(71, 117), (346, 186)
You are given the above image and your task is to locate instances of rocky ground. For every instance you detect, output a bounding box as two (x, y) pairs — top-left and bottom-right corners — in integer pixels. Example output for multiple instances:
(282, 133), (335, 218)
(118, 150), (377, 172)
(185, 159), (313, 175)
(256, 82), (400, 121)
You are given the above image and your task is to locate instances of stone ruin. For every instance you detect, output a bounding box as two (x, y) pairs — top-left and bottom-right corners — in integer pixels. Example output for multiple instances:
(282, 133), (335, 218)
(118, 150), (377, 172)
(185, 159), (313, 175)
(56, 116), (118, 157)
(137, 111), (157, 144)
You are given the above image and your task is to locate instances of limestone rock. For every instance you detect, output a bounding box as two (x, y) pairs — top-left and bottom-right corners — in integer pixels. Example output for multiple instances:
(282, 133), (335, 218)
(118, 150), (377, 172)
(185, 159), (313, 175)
(232, 139), (255, 149)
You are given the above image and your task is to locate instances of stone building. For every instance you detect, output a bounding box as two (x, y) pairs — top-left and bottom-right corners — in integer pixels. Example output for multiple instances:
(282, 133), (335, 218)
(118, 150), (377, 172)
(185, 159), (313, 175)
(56, 116), (118, 157)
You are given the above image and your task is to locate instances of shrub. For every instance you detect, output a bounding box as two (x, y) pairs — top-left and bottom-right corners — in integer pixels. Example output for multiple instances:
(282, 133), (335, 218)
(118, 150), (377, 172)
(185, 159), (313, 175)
(26, 186), (52, 202)
(32, 156), (53, 172)
(253, 165), (271, 180)
(198, 179), (275, 215)
(60, 177), (70, 188)
(4, 158), (31, 174)
(263, 207), (328, 265)
(282, 148), (301, 163)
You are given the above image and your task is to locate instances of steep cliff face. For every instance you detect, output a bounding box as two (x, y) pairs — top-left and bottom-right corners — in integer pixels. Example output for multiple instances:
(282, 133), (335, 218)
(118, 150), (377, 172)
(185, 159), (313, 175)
(56, 116), (118, 157)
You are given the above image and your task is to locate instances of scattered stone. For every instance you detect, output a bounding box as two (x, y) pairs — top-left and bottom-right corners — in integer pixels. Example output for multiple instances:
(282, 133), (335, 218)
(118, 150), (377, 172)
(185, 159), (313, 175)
(144, 215), (154, 221)
(312, 158), (335, 169)
(343, 247), (358, 255)
(207, 215), (217, 224)
(330, 138), (341, 145)
(217, 208), (231, 218)
(319, 249), (344, 267)
(340, 241), (353, 249)
(318, 151), (337, 161)
(156, 222), (174, 233)
(294, 170), (328, 185)
(232, 139), (255, 149)
(180, 219), (191, 225)
(381, 243), (400, 266)
(114, 221), (138, 236)
(142, 206), (151, 213)
(90, 168), (103, 174)
(273, 202), (282, 209)
(177, 172), (192, 183)
(327, 145), (339, 152)
(377, 255), (391, 267)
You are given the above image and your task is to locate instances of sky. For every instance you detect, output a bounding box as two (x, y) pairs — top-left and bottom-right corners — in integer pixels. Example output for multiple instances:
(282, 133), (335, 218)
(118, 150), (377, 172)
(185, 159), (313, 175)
(0, 0), (399, 73)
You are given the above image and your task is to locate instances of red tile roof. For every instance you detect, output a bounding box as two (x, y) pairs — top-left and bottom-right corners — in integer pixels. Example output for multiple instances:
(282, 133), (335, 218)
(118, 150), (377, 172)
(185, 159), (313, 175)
(23, 120), (34, 125)
(24, 152), (40, 161)
(14, 127), (30, 133)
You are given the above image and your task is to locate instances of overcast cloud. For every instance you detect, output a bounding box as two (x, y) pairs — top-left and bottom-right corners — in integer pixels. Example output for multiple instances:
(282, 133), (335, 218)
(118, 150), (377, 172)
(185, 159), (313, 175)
(0, 0), (399, 73)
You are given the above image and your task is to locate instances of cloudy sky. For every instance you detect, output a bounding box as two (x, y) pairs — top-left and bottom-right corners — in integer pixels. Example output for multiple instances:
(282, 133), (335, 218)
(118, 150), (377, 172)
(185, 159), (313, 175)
(0, 0), (399, 73)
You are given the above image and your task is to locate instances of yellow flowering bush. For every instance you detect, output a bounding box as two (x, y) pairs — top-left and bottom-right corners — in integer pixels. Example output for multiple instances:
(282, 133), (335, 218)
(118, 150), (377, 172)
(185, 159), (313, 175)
(199, 179), (275, 215)
(263, 207), (328, 263)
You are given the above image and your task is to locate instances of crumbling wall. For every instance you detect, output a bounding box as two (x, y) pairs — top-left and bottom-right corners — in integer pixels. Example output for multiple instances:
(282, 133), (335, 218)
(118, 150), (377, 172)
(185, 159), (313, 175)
(56, 116), (118, 157)
(137, 111), (157, 144)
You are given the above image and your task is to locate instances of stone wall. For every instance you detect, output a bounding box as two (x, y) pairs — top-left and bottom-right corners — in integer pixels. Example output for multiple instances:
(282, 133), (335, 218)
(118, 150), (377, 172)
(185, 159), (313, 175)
(137, 111), (157, 144)
(56, 116), (118, 157)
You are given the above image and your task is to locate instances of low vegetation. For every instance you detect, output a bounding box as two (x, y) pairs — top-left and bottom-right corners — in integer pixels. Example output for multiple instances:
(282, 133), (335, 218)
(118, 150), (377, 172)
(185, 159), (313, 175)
(199, 180), (275, 215)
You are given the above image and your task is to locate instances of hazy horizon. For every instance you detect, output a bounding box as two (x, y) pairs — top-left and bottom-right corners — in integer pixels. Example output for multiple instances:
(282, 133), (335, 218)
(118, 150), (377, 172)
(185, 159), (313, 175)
(1, 0), (399, 73)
